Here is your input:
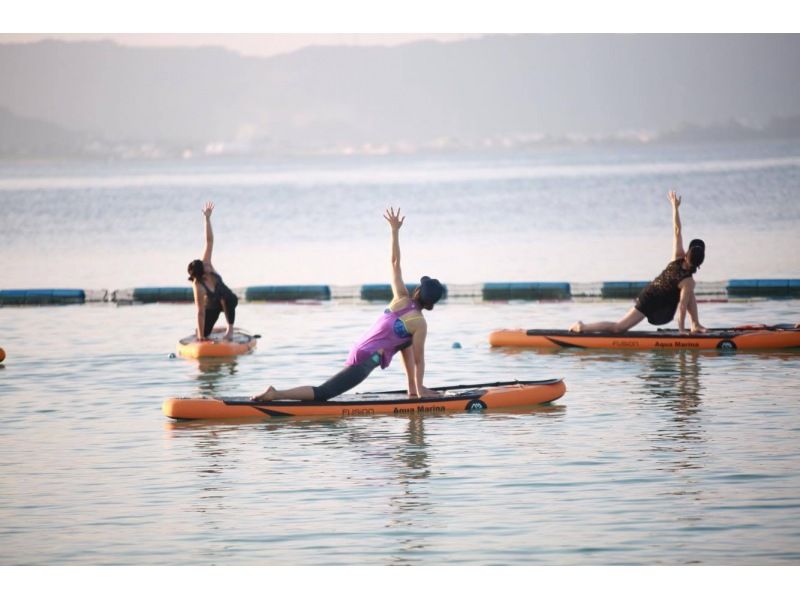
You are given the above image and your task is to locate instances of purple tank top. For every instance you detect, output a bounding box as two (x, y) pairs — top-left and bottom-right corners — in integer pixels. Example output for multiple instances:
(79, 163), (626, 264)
(345, 301), (421, 369)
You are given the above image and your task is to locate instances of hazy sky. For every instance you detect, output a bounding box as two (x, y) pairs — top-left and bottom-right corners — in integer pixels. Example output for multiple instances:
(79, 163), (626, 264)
(2, 0), (791, 37)
(0, 33), (484, 58)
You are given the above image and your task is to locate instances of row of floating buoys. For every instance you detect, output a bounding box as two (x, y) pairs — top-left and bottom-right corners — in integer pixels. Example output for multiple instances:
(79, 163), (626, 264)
(360, 284), (450, 301)
(727, 279), (800, 297)
(245, 285), (331, 301)
(482, 282), (571, 301)
(1, 279), (799, 306)
(0, 289), (86, 305)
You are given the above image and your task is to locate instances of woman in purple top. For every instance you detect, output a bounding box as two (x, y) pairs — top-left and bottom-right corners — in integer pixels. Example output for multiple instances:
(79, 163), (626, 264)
(251, 207), (444, 402)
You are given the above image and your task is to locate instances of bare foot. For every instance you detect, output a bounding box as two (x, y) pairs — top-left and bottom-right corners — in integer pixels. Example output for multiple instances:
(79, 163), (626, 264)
(224, 329), (234, 341)
(569, 321), (584, 333)
(250, 386), (276, 402)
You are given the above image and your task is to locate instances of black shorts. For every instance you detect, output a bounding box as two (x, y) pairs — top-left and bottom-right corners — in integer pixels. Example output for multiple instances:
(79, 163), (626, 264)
(203, 293), (238, 337)
(312, 352), (381, 401)
(634, 295), (678, 326)
(634, 281), (681, 326)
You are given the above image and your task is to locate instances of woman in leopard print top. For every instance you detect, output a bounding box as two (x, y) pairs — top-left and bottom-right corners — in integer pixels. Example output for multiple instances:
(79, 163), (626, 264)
(570, 191), (707, 335)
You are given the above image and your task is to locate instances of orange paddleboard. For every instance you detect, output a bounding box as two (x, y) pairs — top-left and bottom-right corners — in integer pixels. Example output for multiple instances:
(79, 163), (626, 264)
(176, 328), (258, 358)
(489, 324), (800, 351)
(163, 379), (566, 420)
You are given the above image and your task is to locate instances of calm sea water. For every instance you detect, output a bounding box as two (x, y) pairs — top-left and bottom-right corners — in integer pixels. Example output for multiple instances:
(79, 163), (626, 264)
(0, 299), (799, 565)
(1, 141), (799, 565)
(1, 140), (799, 289)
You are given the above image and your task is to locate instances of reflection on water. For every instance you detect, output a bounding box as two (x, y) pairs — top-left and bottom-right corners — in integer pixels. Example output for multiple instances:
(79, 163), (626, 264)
(194, 357), (240, 396)
(385, 416), (433, 564)
(166, 415), (439, 563)
(161, 405), (569, 564)
(640, 351), (705, 441)
(639, 352), (707, 555)
(554, 348), (709, 467)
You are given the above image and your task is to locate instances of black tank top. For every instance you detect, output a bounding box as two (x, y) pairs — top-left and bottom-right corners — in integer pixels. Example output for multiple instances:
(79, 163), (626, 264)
(199, 272), (234, 310)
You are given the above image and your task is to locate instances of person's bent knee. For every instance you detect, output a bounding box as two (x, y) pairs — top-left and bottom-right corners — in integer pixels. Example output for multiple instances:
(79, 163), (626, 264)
(311, 385), (335, 401)
(312, 359), (377, 402)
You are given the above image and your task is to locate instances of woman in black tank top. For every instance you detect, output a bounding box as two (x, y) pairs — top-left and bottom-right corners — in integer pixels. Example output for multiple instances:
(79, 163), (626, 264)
(570, 191), (708, 335)
(186, 202), (239, 341)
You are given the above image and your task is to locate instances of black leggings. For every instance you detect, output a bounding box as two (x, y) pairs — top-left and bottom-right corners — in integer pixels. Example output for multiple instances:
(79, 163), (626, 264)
(203, 295), (238, 338)
(312, 352), (381, 401)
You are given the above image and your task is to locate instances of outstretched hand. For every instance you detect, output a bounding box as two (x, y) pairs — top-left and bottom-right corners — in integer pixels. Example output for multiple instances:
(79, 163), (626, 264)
(668, 190), (681, 209)
(202, 201), (215, 218)
(383, 207), (405, 231)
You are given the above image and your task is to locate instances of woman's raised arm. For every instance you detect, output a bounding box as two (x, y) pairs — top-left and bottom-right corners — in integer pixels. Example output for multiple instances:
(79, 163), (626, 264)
(669, 191), (686, 261)
(201, 201), (215, 267)
(384, 207), (409, 302)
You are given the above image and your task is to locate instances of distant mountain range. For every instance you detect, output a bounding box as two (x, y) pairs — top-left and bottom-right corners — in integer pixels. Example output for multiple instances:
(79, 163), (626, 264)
(1, 34), (799, 158)
(0, 106), (85, 156)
